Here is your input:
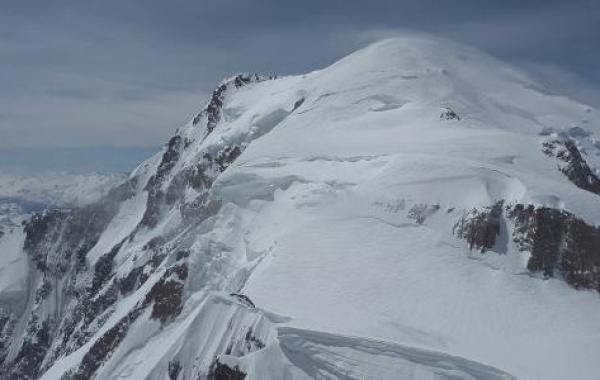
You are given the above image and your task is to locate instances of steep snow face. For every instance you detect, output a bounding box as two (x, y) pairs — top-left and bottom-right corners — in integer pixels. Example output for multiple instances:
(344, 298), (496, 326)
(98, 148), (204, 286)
(1, 35), (600, 380)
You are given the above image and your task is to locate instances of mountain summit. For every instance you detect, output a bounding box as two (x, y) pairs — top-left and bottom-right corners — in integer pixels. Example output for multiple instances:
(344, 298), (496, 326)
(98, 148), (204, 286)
(1, 35), (599, 379)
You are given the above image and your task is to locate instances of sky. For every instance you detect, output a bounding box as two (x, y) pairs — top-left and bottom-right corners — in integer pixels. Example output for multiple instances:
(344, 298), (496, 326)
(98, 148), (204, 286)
(1, 0), (599, 157)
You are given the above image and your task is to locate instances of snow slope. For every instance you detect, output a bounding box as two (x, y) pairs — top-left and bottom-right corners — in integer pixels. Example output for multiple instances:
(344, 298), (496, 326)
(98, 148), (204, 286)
(1, 34), (600, 379)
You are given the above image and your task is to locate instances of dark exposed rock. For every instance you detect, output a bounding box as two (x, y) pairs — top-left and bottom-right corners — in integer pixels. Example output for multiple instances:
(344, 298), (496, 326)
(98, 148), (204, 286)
(144, 264), (188, 323)
(164, 147), (240, 223)
(143, 142), (243, 228)
(147, 279), (183, 323)
(150, 251), (168, 270)
(292, 97), (305, 112)
(164, 144), (240, 207)
(70, 306), (145, 380)
(234, 74), (252, 88)
(91, 239), (126, 294)
(189, 146), (242, 190)
(0, 313), (14, 367)
(22, 209), (63, 251)
(172, 264), (189, 281)
(408, 203), (440, 224)
(220, 324), (266, 359)
(201, 83), (227, 132)
(543, 138), (600, 195)
(508, 204), (600, 291)
(244, 329), (265, 351)
(141, 136), (183, 228)
(176, 249), (191, 260)
(214, 146), (243, 172)
(144, 236), (166, 251)
(35, 280), (53, 302)
(168, 360), (182, 380)
(455, 201), (600, 292)
(140, 189), (164, 228)
(118, 265), (149, 296)
(75, 244), (91, 272)
(9, 319), (51, 379)
(140, 79), (257, 231)
(440, 107), (461, 120)
(23, 209), (66, 270)
(508, 204), (563, 276)
(84, 283), (119, 326)
(229, 293), (255, 308)
(51, 304), (86, 361)
(45, 281), (118, 363)
(193, 74), (270, 137)
(208, 359), (246, 380)
(155, 136), (183, 185)
(51, 282), (118, 363)
(5, 181), (139, 378)
(23, 179), (136, 275)
(454, 201), (503, 253)
(562, 219), (600, 290)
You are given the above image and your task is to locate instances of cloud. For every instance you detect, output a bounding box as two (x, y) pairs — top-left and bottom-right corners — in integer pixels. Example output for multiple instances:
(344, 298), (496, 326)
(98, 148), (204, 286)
(0, 84), (207, 148)
(339, 2), (600, 108)
(515, 61), (600, 108)
(0, 1), (598, 148)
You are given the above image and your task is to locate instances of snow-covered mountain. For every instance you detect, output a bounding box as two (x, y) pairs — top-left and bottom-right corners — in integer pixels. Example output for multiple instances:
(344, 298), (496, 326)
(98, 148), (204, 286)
(1, 35), (600, 379)
(0, 171), (126, 252)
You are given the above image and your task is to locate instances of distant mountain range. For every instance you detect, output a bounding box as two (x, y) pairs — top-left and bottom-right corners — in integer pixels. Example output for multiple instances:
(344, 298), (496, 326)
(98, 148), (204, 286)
(0, 146), (159, 174)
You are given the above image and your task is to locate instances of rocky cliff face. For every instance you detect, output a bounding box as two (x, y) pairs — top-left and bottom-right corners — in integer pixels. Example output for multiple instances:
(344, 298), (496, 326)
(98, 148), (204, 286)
(1, 36), (600, 379)
(455, 202), (600, 292)
(0, 74), (282, 379)
(543, 138), (600, 195)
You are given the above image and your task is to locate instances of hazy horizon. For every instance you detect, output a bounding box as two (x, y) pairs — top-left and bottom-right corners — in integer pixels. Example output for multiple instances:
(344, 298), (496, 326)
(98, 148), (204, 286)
(1, 1), (599, 161)
(0, 146), (160, 174)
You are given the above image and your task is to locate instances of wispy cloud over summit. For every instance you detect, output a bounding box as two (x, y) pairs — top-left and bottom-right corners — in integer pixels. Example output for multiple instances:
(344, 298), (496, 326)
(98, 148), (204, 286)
(1, 0), (598, 148)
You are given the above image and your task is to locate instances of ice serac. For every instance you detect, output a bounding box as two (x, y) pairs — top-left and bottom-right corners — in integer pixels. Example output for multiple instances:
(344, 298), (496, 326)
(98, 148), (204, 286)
(0, 35), (599, 379)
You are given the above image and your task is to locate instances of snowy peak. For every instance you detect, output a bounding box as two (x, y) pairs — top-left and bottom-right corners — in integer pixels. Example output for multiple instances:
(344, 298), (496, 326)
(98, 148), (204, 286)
(319, 36), (596, 136)
(1, 35), (600, 379)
